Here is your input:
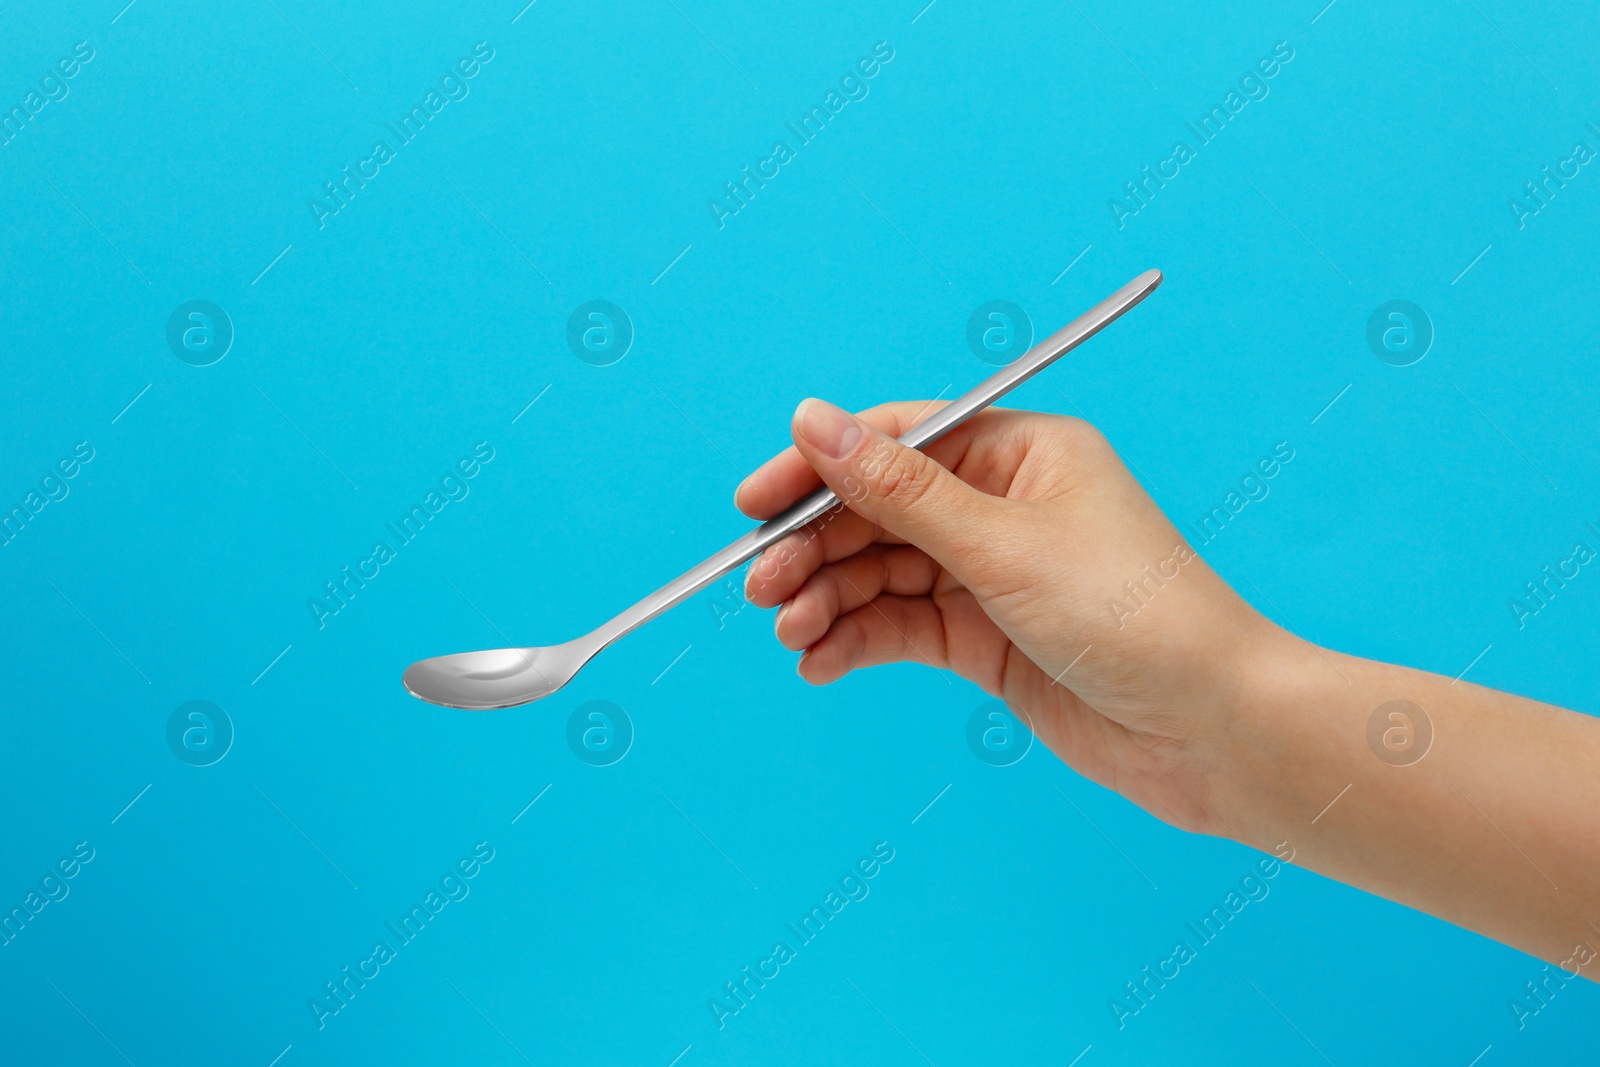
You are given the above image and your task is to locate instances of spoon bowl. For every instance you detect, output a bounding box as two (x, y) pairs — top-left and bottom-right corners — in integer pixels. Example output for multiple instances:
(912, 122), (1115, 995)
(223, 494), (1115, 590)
(402, 639), (597, 710)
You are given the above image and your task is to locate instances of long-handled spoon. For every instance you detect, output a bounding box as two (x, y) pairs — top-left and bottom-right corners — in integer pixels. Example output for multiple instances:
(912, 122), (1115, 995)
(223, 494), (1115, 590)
(403, 269), (1162, 709)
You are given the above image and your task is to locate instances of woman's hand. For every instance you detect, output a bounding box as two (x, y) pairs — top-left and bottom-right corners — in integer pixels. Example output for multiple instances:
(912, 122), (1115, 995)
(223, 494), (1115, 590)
(736, 398), (1282, 836)
(737, 398), (1600, 979)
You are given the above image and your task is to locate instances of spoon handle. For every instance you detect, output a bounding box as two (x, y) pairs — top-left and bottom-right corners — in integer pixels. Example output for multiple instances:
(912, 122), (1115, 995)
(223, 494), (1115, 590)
(591, 269), (1163, 648)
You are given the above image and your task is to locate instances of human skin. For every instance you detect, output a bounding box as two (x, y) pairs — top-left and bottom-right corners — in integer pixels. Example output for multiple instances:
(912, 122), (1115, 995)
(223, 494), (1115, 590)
(736, 398), (1600, 979)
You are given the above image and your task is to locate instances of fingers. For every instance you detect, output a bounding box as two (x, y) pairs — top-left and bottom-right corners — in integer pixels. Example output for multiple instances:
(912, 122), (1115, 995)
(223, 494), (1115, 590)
(795, 595), (951, 685)
(790, 581), (1017, 692)
(773, 545), (940, 651)
(744, 507), (894, 608)
(785, 589), (1132, 794)
(787, 398), (1003, 584)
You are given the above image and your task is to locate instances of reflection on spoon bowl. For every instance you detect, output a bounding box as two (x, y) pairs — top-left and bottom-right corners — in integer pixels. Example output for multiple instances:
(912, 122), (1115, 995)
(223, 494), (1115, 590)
(401, 641), (595, 710)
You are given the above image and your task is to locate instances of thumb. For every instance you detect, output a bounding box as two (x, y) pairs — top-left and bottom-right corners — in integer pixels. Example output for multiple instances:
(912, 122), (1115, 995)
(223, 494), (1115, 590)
(790, 398), (1002, 573)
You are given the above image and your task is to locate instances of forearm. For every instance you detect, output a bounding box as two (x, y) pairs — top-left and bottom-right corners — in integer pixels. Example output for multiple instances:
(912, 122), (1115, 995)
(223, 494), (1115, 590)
(1213, 629), (1600, 976)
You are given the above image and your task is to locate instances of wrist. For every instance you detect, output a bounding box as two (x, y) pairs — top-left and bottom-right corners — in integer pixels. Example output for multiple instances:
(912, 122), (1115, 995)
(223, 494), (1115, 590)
(1202, 626), (1354, 848)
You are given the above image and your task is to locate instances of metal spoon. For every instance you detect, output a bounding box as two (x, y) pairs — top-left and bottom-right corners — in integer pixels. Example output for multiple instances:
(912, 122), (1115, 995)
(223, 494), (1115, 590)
(403, 269), (1162, 709)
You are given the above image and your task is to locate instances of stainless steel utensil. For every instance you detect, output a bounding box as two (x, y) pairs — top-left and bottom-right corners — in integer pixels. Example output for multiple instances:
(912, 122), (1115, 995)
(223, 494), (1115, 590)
(403, 269), (1162, 709)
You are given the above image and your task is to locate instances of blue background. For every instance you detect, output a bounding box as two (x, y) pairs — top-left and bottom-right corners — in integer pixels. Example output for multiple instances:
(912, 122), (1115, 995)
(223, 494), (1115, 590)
(3, 0), (1598, 1063)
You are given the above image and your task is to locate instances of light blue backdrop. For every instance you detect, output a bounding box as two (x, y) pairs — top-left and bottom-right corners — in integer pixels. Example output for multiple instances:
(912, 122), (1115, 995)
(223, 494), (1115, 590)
(2, 0), (1597, 1063)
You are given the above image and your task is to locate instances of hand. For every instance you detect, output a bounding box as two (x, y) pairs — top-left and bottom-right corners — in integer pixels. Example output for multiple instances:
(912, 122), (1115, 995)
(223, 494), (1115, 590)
(738, 399), (1600, 978)
(736, 398), (1283, 835)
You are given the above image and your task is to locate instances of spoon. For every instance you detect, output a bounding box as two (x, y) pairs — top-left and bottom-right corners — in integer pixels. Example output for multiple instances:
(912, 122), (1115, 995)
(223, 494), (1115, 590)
(403, 269), (1162, 709)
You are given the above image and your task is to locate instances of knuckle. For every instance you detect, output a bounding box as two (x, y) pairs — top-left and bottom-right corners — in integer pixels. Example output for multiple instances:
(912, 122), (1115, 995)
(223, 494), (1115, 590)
(1054, 416), (1115, 465)
(866, 449), (937, 510)
(820, 570), (845, 619)
(749, 535), (805, 594)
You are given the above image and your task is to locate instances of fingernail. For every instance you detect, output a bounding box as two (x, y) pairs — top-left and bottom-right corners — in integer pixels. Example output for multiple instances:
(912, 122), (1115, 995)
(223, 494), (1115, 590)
(796, 399), (862, 460)
(775, 602), (791, 633)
